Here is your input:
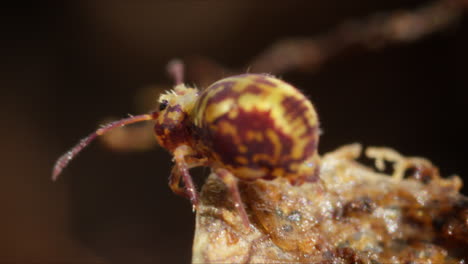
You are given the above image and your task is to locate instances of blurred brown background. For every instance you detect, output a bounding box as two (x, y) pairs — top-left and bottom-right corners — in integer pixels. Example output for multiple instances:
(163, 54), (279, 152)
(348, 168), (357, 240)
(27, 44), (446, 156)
(1, 1), (467, 263)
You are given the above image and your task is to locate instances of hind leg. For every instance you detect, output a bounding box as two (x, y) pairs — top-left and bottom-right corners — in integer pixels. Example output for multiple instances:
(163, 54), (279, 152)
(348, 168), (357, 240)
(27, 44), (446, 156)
(215, 168), (251, 230)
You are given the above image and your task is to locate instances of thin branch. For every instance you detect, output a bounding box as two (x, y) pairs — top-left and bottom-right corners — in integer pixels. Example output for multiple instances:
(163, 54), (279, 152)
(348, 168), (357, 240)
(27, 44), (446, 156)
(187, 0), (466, 82)
(249, 0), (466, 74)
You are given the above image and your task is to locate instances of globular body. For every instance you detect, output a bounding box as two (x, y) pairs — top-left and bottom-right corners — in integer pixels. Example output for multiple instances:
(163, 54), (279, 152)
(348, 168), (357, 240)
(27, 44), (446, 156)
(190, 74), (320, 185)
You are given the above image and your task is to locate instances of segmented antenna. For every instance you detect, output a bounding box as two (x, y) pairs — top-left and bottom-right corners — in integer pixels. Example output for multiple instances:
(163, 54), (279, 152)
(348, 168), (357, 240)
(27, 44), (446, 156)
(52, 114), (154, 181)
(167, 59), (185, 85)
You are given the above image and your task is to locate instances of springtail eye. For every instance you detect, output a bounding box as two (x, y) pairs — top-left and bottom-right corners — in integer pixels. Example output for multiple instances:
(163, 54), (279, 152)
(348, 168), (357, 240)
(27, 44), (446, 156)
(159, 99), (169, 111)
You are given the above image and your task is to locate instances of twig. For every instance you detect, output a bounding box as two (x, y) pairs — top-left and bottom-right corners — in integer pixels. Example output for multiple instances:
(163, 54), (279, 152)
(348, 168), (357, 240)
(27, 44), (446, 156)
(188, 0), (466, 81)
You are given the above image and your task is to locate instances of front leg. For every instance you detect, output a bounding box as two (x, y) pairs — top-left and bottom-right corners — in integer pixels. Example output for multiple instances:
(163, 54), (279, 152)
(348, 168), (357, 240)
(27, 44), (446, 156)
(169, 163), (189, 199)
(170, 145), (202, 211)
(169, 157), (208, 199)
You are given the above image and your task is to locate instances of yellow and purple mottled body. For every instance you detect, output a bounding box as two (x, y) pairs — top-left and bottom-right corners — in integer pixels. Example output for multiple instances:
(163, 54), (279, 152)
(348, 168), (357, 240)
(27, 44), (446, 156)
(191, 74), (320, 186)
(52, 67), (321, 230)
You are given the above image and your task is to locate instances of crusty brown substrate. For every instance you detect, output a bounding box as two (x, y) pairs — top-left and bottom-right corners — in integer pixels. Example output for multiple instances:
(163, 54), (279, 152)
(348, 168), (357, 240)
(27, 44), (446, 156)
(192, 144), (467, 263)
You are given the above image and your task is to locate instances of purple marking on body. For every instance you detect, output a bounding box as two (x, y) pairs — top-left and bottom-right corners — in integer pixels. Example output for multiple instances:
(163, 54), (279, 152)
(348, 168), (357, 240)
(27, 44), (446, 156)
(243, 84), (264, 95)
(200, 108), (301, 180)
(281, 96), (316, 137)
(203, 81), (236, 104)
(253, 75), (277, 87)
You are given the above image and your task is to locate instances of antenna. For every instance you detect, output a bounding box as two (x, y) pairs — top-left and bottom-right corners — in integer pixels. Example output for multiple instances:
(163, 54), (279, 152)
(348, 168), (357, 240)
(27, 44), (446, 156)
(52, 114), (154, 181)
(167, 59), (185, 85)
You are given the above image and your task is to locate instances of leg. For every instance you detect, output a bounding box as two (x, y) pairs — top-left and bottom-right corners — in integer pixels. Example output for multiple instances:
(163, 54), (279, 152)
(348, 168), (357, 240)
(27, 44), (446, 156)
(170, 145), (200, 211)
(168, 156), (208, 199)
(216, 168), (251, 230)
(168, 164), (190, 199)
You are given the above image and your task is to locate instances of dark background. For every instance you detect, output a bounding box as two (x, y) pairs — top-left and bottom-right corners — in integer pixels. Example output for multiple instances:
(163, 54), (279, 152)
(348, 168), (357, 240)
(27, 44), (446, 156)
(1, 1), (467, 263)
